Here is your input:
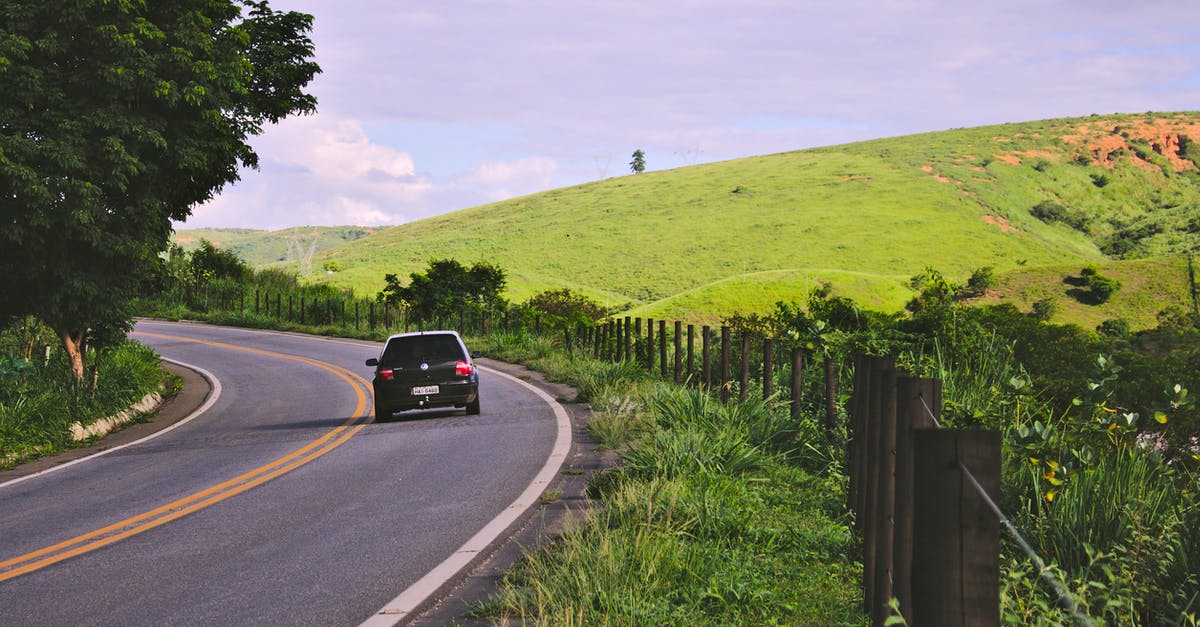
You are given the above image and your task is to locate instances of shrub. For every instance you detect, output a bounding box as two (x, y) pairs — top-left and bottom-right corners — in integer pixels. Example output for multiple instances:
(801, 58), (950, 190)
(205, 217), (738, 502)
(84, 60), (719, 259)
(1030, 200), (1090, 231)
(1031, 298), (1057, 322)
(1097, 318), (1131, 338)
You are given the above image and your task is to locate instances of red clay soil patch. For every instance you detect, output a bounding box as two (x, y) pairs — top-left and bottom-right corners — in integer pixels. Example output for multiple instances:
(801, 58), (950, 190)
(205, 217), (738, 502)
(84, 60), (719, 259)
(994, 154), (1022, 165)
(921, 164), (934, 172)
(1061, 117), (1200, 171)
(981, 215), (1020, 233)
(176, 236), (197, 244)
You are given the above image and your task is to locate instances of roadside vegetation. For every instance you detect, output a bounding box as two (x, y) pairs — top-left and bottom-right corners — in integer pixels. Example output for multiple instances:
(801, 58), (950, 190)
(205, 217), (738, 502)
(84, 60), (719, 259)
(469, 333), (866, 624)
(463, 265), (1200, 623)
(0, 318), (170, 470)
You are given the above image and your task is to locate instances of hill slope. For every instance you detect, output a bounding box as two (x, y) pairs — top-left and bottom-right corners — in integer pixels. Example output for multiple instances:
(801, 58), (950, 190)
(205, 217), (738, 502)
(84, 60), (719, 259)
(172, 226), (376, 268)
(308, 112), (1200, 327)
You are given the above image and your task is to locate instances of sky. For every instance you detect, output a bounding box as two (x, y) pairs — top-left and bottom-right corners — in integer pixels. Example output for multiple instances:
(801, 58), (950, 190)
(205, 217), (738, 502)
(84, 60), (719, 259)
(184, 0), (1200, 231)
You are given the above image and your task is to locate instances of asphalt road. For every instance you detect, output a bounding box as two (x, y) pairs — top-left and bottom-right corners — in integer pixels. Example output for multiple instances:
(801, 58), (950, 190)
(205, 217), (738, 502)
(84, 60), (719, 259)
(0, 321), (568, 626)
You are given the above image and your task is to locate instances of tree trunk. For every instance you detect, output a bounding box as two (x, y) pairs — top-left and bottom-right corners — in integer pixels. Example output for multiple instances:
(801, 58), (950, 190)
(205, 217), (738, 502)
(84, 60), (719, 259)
(53, 326), (88, 380)
(824, 355), (837, 436)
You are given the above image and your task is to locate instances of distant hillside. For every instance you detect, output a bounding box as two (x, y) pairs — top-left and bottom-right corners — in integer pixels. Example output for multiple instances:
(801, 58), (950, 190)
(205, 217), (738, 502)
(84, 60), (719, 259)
(172, 226), (377, 269)
(302, 112), (1199, 329)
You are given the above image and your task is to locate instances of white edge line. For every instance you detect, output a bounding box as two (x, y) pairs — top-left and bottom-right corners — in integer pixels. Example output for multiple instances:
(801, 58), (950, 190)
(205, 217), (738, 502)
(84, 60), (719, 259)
(0, 358), (222, 491)
(358, 365), (573, 627)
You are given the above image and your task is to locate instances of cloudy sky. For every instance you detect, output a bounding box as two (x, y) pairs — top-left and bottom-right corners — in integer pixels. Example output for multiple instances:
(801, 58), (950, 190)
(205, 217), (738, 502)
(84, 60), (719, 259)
(185, 0), (1200, 230)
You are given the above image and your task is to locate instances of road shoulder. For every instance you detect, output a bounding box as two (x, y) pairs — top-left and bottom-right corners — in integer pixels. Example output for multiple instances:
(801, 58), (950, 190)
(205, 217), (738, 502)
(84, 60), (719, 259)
(405, 357), (617, 626)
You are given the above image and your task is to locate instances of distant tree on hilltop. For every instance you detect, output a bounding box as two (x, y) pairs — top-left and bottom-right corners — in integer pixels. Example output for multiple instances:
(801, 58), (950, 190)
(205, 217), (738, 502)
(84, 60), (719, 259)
(630, 149), (646, 174)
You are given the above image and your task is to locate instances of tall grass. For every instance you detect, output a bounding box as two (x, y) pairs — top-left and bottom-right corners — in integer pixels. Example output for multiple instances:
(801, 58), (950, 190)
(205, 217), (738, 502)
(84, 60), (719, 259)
(0, 337), (167, 468)
(920, 326), (1200, 622)
(471, 332), (865, 624)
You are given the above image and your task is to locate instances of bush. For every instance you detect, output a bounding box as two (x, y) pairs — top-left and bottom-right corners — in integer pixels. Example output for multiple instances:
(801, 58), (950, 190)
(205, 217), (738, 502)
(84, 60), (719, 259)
(1031, 298), (1057, 322)
(1030, 200), (1090, 231)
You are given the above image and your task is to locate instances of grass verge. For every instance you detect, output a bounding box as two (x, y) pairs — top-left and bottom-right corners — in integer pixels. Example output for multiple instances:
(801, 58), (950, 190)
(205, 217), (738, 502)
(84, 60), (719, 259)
(470, 331), (866, 625)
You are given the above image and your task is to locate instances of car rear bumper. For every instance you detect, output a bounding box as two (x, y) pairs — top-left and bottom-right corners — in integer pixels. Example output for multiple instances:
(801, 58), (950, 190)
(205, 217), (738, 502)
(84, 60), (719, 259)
(375, 379), (479, 411)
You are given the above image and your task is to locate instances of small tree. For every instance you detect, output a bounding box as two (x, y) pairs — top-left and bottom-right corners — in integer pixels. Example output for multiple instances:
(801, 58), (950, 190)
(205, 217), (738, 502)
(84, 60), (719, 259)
(377, 259), (506, 325)
(190, 239), (250, 284)
(525, 289), (608, 326)
(630, 149), (646, 174)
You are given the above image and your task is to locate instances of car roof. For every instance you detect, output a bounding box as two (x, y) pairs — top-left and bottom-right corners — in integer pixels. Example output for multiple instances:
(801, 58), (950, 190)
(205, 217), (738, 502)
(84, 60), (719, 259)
(384, 330), (462, 339)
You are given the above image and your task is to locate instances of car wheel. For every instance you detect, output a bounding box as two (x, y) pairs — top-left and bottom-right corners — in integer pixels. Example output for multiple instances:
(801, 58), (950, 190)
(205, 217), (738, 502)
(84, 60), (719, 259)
(466, 397), (481, 415)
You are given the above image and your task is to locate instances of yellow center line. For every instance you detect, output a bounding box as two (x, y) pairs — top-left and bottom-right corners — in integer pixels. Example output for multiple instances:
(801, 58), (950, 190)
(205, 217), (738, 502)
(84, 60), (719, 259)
(0, 332), (376, 582)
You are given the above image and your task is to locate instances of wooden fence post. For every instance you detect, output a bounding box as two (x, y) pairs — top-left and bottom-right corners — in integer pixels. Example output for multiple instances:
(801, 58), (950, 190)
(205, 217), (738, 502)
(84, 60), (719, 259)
(702, 325), (711, 387)
(871, 366), (899, 625)
(739, 332), (751, 401)
(894, 377), (941, 620)
(861, 357), (894, 617)
(646, 318), (655, 373)
(912, 429), (1001, 627)
(790, 347), (804, 422)
(673, 320), (682, 384)
(624, 316), (632, 362)
(762, 338), (775, 399)
(848, 354), (871, 524)
(720, 326), (731, 403)
(659, 320), (668, 379)
(687, 324), (695, 384)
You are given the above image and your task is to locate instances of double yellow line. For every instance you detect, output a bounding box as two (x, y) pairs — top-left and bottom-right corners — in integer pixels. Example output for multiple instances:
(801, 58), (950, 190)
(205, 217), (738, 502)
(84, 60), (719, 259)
(0, 332), (374, 583)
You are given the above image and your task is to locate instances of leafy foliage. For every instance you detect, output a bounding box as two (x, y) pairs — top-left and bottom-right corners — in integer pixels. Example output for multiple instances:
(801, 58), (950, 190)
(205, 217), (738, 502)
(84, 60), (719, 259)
(524, 288), (611, 326)
(0, 0), (320, 378)
(376, 259), (507, 326)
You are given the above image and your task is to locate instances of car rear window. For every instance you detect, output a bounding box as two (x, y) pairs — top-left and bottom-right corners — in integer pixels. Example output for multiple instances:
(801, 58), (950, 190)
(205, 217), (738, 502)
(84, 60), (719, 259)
(380, 335), (466, 366)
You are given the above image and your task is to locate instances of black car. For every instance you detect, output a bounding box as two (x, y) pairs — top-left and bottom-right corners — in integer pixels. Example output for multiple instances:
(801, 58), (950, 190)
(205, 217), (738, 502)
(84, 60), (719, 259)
(366, 331), (480, 419)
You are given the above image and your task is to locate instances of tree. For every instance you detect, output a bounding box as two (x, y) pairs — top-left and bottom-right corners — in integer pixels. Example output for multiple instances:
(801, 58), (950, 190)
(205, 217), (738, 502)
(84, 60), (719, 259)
(629, 149), (646, 174)
(525, 288), (609, 326)
(190, 239), (250, 284)
(0, 0), (320, 379)
(377, 259), (507, 325)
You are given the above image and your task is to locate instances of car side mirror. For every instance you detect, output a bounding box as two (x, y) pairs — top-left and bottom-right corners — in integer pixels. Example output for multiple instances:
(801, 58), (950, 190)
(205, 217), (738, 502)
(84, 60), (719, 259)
(365, 358), (379, 367)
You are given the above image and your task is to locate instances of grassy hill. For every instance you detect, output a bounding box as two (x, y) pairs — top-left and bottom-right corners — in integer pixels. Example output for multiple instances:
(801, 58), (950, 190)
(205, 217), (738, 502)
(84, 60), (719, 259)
(172, 226), (376, 268)
(300, 112), (1200, 329)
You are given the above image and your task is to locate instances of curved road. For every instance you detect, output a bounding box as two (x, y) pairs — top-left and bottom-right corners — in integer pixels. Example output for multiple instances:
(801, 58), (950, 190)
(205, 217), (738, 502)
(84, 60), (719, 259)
(0, 321), (568, 626)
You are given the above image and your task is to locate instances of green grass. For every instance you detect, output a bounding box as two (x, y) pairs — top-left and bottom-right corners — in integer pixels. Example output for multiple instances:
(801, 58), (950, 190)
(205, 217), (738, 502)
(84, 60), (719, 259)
(973, 256), (1194, 331)
(469, 332), (865, 624)
(0, 338), (170, 468)
(293, 112), (1198, 329)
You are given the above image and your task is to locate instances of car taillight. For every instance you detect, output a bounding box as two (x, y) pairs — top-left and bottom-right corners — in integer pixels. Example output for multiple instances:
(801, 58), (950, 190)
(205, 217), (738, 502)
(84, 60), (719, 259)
(455, 361), (474, 377)
(380, 367), (394, 380)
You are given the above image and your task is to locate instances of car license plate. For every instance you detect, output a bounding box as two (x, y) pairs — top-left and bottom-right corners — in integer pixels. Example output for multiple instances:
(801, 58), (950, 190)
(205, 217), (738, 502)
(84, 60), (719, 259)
(412, 385), (439, 396)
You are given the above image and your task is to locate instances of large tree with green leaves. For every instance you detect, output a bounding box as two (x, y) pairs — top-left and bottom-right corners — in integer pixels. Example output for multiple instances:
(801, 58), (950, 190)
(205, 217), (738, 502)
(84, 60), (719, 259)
(0, 0), (319, 378)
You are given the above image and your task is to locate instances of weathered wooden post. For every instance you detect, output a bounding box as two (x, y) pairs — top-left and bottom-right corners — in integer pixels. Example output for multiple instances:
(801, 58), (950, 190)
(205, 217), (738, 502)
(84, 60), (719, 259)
(912, 429), (1001, 627)
(624, 316), (632, 362)
(789, 347), (804, 422)
(893, 377), (941, 620)
(861, 357), (894, 616)
(739, 332), (751, 401)
(646, 318), (654, 373)
(720, 326), (731, 403)
(848, 354), (871, 527)
(659, 320), (668, 379)
(687, 324), (695, 384)
(701, 325), (711, 387)
(871, 365), (899, 626)
(673, 320), (682, 384)
(762, 337), (775, 399)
